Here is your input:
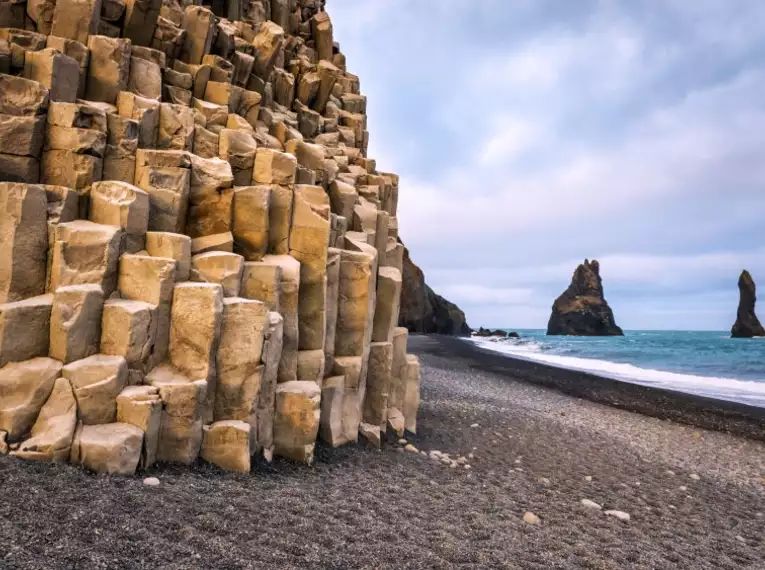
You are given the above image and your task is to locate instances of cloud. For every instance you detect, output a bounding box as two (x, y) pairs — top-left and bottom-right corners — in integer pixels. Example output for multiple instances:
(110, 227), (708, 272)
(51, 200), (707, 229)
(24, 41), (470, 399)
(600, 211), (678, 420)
(329, 0), (765, 330)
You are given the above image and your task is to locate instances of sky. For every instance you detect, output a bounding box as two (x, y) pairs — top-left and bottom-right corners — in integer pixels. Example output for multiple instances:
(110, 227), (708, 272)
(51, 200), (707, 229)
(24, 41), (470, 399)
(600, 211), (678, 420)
(329, 0), (765, 331)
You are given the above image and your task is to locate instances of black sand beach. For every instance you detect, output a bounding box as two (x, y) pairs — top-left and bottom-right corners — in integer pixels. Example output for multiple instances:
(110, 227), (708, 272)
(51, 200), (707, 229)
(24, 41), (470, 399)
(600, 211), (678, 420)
(2, 334), (764, 569)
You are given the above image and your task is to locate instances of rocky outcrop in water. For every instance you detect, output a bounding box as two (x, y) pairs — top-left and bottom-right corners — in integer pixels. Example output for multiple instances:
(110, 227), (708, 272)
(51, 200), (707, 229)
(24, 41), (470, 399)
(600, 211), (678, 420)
(399, 242), (471, 337)
(547, 259), (623, 336)
(731, 270), (764, 338)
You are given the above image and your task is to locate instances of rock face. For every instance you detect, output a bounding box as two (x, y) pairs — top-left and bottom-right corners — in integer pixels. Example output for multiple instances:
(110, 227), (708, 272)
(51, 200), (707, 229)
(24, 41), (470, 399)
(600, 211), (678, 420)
(731, 270), (765, 338)
(398, 242), (470, 336)
(547, 259), (623, 337)
(0, 0), (422, 475)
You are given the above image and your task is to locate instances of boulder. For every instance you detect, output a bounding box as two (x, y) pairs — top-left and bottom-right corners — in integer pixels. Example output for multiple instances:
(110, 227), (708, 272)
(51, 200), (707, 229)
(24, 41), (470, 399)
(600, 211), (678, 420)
(12, 376), (77, 462)
(372, 267), (402, 343)
(70, 422), (144, 474)
(0, 357), (61, 441)
(731, 270), (765, 338)
(547, 259), (623, 336)
(200, 420), (250, 473)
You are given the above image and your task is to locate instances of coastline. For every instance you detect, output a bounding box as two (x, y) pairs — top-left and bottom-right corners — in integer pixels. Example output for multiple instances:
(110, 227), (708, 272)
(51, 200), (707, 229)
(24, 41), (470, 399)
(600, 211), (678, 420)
(411, 334), (765, 442)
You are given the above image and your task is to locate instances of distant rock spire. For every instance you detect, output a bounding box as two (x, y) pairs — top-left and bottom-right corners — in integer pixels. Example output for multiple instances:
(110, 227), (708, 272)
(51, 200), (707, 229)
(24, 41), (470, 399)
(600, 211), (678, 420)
(547, 259), (623, 336)
(731, 270), (765, 338)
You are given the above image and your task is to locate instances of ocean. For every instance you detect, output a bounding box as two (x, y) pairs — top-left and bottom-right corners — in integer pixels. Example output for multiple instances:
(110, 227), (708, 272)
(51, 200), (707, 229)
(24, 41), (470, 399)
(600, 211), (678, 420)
(469, 330), (765, 407)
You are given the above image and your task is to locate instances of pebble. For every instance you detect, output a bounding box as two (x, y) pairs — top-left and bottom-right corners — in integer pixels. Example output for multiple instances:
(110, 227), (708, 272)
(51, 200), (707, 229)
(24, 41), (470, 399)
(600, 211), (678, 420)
(523, 512), (541, 525)
(584, 476), (593, 482)
(538, 477), (551, 486)
(605, 510), (631, 522)
(470, 423), (479, 428)
(404, 444), (418, 453)
(464, 465), (471, 470)
(457, 457), (468, 465)
(679, 486), (687, 492)
(398, 439), (408, 446)
(668, 505), (676, 510)
(689, 474), (700, 481)
(514, 459), (521, 464)
(143, 477), (160, 487)
(468, 453), (474, 460)
(441, 457), (451, 465)
(756, 512), (763, 518)
(420, 451), (427, 456)
(430, 450), (442, 458)
(666, 470), (676, 476)
(449, 462), (457, 469)
(581, 499), (602, 510)
(736, 535), (746, 544)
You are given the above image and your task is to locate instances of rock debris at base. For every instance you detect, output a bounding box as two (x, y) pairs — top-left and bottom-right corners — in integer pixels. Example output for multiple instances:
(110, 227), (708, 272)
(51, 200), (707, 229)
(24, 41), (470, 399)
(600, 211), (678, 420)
(0, 0), (421, 475)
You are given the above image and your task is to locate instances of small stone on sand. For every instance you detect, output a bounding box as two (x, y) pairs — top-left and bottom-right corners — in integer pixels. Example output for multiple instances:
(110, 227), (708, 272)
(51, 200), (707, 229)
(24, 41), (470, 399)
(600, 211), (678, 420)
(689, 474), (700, 481)
(470, 423), (479, 428)
(398, 439), (408, 445)
(143, 477), (160, 487)
(523, 512), (541, 525)
(581, 499), (602, 510)
(404, 444), (418, 453)
(585, 476), (593, 482)
(605, 510), (630, 522)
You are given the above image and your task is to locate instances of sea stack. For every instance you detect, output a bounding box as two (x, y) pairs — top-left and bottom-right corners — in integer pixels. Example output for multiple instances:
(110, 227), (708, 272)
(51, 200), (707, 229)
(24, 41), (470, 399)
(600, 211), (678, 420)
(731, 270), (765, 338)
(547, 259), (623, 336)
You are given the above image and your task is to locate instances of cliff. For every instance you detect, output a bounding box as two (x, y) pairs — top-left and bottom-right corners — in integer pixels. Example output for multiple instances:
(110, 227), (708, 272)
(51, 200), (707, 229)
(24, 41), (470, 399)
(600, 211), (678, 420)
(547, 259), (623, 336)
(0, 0), (422, 474)
(731, 270), (765, 338)
(399, 243), (471, 336)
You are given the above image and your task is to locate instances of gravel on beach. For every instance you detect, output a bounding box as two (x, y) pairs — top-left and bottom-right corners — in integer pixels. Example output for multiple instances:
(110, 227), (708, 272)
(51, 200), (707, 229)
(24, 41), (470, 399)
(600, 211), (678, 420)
(1, 334), (764, 569)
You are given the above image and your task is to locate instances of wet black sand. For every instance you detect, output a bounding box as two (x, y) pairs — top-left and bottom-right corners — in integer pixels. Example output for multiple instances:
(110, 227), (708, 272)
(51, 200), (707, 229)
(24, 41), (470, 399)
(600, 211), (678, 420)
(1, 334), (764, 569)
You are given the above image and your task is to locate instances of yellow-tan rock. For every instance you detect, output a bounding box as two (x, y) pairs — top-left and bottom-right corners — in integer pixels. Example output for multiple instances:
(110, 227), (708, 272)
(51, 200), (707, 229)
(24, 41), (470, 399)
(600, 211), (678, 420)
(273, 380), (320, 465)
(146, 364), (206, 464)
(168, 282), (223, 422)
(403, 354), (420, 434)
(241, 260), (280, 312)
(100, 299), (156, 372)
(319, 375), (344, 446)
(116, 384), (161, 469)
(49, 284), (104, 364)
(0, 182), (48, 303)
(70, 422), (144, 474)
(260, 254), (299, 383)
(200, 419), (250, 473)
(12, 376), (77, 462)
(62, 354), (128, 425)
(232, 185), (270, 261)
(0, 357), (61, 441)
(0, 294), (52, 366)
(89, 181), (150, 253)
(255, 311), (282, 458)
(190, 251), (244, 298)
(372, 267), (402, 343)
(214, 297), (267, 426)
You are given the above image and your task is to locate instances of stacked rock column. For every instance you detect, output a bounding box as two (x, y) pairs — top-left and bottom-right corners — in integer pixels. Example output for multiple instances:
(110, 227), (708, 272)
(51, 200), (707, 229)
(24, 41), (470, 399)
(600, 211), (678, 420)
(0, 0), (421, 473)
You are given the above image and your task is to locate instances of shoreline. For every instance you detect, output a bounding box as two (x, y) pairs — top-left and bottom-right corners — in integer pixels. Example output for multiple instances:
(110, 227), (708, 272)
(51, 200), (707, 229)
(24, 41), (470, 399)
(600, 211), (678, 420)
(412, 334), (765, 442)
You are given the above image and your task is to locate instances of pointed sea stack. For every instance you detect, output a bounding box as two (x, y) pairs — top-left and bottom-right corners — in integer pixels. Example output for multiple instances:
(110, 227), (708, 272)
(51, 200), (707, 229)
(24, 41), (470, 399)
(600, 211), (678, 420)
(547, 259), (623, 336)
(731, 270), (765, 338)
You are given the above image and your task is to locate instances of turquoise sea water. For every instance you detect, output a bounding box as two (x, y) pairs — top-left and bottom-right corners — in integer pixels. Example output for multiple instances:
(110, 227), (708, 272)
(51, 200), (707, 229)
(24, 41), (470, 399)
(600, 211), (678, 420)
(469, 330), (765, 406)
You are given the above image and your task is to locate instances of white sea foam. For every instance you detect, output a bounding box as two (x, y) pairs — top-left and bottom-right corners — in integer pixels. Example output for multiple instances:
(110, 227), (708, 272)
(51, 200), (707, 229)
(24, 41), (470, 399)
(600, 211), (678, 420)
(468, 337), (765, 407)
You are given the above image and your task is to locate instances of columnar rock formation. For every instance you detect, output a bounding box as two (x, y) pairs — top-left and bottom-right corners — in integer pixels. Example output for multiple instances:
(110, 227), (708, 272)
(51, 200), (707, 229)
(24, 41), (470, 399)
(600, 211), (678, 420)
(547, 259), (623, 336)
(0, 0), (421, 474)
(731, 270), (765, 338)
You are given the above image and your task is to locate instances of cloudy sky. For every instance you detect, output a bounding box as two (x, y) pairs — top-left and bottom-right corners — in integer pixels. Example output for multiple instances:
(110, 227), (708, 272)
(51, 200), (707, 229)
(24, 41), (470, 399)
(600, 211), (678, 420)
(330, 0), (765, 331)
